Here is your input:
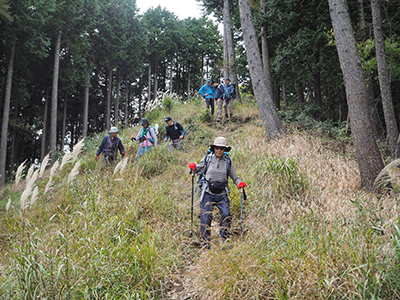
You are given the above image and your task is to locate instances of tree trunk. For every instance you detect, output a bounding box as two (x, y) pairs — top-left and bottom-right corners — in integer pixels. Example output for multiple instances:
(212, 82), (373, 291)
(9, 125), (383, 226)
(148, 59), (152, 102)
(61, 96), (67, 152)
(0, 40), (15, 187)
(187, 67), (191, 100)
(114, 68), (121, 125)
(41, 88), (50, 161)
(223, 26), (229, 79)
(371, 0), (399, 158)
(313, 44), (322, 107)
(169, 61), (173, 94)
(224, 0), (240, 100)
(106, 64), (112, 131)
(153, 60), (158, 99)
(239, 0), (283, 139)
(124, 80), (129, 127)
(328, 0), (384, 189)
(50, 31), (61, 160)
(260, 0), (274, 104)
(82, 63), (90, 137)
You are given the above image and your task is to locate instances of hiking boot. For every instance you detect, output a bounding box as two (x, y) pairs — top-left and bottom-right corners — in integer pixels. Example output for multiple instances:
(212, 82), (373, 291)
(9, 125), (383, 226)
(224, 114), (228, 118)
(216, 118), (221, 122)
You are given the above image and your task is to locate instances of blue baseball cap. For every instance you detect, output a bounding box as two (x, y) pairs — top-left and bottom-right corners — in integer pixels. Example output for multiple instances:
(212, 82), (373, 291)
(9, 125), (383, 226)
(164, 116), (172, 122)
(206, 78), (211, 82)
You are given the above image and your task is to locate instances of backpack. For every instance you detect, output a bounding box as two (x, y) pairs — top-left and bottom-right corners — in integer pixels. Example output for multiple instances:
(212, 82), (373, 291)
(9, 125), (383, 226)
(104, 135), (119, 158)
(141, 125), (158, 143)
(165, 122), (178, 132)
(194, 150), (232, 206)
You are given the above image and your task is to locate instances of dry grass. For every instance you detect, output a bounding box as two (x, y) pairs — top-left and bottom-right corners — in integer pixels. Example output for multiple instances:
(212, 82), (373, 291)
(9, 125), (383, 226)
(39, 153), (50, 178)
(14, 159), (26, 186)
(1, 98), (400, 299)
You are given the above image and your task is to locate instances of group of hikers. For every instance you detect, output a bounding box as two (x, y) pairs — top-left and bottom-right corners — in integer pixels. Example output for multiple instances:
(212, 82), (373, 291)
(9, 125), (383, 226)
(198, 78), (236, 122)
(95, 79), (245, 250)
(95, 116), (185, 168)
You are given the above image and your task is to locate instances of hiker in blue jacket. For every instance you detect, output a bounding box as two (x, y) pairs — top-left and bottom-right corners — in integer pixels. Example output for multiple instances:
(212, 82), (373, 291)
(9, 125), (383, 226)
(198, 78), (216, 116)
(164, 117), (185, 151)
(95, 126), (125, 169)
(131, 118), (158, 160)
(222, 78), (236, 119)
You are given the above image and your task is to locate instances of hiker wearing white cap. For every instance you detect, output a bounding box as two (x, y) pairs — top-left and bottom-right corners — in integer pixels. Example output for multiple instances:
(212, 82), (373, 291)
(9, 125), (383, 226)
(95, 126), (125, 169)
(188, 136), (247, 249)
(198, 78), (216, 116)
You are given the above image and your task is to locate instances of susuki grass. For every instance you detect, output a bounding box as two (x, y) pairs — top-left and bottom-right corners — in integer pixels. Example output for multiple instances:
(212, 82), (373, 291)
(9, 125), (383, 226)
(1, 96), (400, 299)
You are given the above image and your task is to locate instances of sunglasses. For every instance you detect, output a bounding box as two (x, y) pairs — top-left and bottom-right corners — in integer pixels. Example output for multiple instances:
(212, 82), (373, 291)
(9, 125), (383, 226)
(214, 146), (226, 151)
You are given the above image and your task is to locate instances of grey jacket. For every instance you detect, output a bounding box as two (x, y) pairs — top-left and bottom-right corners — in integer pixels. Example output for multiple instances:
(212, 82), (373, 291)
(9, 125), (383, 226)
(195, 153), (241, 195)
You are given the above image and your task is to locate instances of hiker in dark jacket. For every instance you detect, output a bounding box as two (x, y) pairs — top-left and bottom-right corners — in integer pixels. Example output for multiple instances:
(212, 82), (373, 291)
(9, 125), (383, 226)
(214, 81), (225, 122)
(198, 78), (216, 116)
(188, 136), (247, 249)
(96, 126), (125, 169)
(131, 118), (158, 160)
(164, 117), (186, 151)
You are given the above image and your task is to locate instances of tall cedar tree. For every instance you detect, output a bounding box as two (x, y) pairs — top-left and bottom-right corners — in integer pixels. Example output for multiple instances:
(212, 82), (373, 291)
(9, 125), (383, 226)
(328, 0), (384, 189)
(239, 0), (283, 139)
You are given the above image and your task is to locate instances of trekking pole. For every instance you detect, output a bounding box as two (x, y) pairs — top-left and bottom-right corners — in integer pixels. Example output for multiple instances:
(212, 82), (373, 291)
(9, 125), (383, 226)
(240, 188), (247, 237)
(190, 169), (195, 237)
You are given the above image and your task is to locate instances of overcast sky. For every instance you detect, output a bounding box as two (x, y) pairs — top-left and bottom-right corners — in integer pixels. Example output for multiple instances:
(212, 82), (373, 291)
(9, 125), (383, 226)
(135, 0), (204, 19)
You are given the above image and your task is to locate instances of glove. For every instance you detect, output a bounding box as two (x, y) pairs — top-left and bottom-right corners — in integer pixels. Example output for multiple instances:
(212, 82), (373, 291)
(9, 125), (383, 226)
(188, 163), (196, 170)
(121, 152), (125, 157)
(95, 155), (99, 161)
(238, 182), (247, 189)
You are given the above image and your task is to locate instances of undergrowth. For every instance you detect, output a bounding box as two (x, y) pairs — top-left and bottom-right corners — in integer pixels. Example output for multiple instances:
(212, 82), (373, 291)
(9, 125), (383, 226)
(1, 96), (400, 299)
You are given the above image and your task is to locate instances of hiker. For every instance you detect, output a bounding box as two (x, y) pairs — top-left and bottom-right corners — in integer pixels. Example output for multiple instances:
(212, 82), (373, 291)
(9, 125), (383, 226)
(198, 78), (215, 116)
(213, 81), (225, 122)
(164, 116), (186, 151)
(131, 118), (158, 160)
(188, 137), (247, 249)
(95, 126), (125, 169)
(222, 78), (236, 119)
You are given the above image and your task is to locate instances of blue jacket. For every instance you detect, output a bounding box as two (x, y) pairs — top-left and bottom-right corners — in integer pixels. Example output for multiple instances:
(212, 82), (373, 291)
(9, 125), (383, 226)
(96, 135), (125, 156)
(222, 83), (236, 99)
(199, 83), (215, 99)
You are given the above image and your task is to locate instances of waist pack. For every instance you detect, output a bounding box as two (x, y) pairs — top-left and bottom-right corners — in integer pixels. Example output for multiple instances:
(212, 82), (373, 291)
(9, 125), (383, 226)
(208, 181), (227, 194)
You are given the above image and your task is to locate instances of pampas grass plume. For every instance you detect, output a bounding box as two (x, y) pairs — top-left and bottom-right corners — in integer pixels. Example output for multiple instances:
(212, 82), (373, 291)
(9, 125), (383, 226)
(31, 186), (39, 206)
(6, 199), (11, 212)
(20, 169), (39, 211)
(25, 164), (35, 184)
(15, 159), (27, 186)
(73, 138), (85, 161)
(68, 160), (81, 184)
(39, 153), (50, 178)
(60, 153), (73, 171)
(113, 157), (129, 174)
(50, 159), (60, 177)
(45, 177), (53, 194)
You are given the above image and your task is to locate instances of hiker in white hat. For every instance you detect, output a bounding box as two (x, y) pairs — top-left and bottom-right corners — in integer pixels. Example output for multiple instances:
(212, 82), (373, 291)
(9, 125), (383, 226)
(188, 136), (247, 250)
(95, 126), (125, 169)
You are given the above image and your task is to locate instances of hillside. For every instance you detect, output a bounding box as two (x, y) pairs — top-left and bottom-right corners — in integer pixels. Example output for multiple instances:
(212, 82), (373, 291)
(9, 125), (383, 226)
(1, 96), (400, 299)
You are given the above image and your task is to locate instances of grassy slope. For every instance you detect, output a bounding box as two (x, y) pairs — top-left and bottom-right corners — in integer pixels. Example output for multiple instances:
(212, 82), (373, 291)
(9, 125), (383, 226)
(0, 96), (400, 299)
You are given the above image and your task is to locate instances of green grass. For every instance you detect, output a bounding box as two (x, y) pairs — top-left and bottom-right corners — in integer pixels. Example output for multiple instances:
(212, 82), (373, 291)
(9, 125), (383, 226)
(1, 96), (400, 299)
